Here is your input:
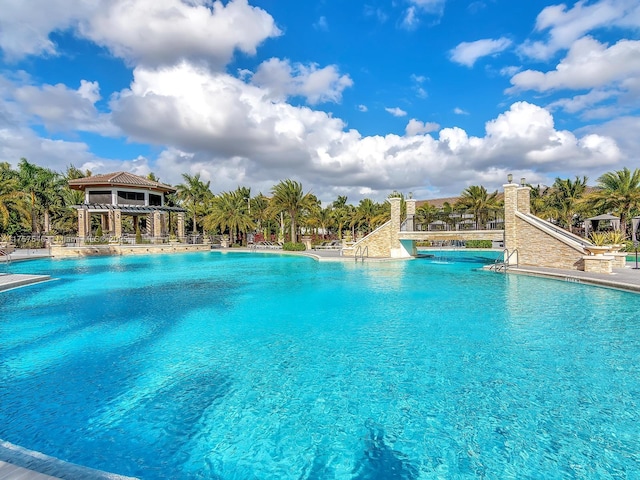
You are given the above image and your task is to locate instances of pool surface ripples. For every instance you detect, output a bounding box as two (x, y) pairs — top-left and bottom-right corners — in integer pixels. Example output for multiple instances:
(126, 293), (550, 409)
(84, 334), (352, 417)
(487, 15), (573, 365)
(0, 251), (639, 479)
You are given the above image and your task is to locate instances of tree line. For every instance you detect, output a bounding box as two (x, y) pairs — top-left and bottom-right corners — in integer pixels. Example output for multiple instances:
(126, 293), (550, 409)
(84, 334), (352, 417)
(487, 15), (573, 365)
(1, 158), (639, 244)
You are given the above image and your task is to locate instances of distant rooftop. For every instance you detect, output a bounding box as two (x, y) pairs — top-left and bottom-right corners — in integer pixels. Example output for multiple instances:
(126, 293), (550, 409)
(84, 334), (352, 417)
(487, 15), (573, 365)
(68, 172), (175, 193)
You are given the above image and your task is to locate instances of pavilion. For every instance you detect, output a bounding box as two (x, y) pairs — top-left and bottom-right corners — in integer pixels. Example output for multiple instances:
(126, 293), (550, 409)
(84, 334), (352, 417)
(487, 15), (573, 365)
(68, 172), (186, 242)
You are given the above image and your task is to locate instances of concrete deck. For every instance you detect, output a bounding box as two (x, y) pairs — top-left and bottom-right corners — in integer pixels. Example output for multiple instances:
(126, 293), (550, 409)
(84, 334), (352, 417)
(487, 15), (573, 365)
(0, 440), (137, 480)
(505, 263), (640, 293)
(0, 274), (52, 292)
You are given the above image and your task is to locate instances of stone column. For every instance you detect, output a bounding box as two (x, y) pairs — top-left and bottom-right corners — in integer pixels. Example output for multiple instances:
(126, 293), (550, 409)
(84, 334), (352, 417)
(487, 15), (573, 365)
(503, 182), (518, 264)
(389, 197), (412, 258)
(153, 211), (162, 242)
(114, 209), (122, 238)
(406, 199), (416, 232)
(108, 210), (116, 236)
(177, 212), (185, 240)
(517, 186), (531, 215)
(77, 207), (88, 241)
(100, 213), (109, 233)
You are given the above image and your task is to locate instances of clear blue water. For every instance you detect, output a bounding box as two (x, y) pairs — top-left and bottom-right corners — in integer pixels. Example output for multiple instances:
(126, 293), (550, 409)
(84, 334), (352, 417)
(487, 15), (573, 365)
(1, 250), (639, 479)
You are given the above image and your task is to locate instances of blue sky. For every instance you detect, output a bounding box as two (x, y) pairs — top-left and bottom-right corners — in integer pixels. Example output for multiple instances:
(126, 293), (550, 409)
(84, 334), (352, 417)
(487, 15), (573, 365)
(1, 0), (639, 203)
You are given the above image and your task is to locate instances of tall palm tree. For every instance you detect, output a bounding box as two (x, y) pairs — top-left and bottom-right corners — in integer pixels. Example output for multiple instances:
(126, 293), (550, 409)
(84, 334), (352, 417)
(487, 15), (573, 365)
(176, 173), (212, 234)
(352, 198), (388, 235)
(251, 193), (272, 240)
(204, 189), (255, 244)
(528, 184), (552, 218)
(0, 166), (28, 233)
(548, 176), (588, 233)
(589, 167), (640, 237)
(269, 179), (316, 243)
(415, 202), (438, 230)
(455, 185), (500, 229)
(17, 158), (63, 234)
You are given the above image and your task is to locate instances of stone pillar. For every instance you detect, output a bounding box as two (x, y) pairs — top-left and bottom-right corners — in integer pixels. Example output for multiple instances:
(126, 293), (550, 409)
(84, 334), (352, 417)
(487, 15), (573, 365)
(390, 197), (401, 245)
(100, 213), (109, 233)
(114, 209), (122, 238)
(143, 214), (150, 235)
(406, 199), (416, 232)
(108, 210), (116, 236)
(78, 207), (88, 240)
(503, 182), (518, 264)
(177, 212), (185, 240)
(153, 211), (162, 242)
(389, 197), (412, 258)
(517, 186), (531, 215)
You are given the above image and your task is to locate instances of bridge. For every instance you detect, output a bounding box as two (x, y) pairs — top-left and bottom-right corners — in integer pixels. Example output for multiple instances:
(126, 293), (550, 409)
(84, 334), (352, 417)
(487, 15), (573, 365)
(342, 182), (625, 274)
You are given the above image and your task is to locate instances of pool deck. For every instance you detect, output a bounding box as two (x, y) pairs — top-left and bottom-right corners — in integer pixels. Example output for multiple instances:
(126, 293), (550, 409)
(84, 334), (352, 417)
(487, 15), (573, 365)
(505, 263), (640, 293)
(0, 440), (138, 480)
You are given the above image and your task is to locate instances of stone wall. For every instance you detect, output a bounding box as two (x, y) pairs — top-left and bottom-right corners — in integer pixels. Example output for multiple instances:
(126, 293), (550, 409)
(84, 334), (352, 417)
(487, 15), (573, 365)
(342, 221), (393, 258)
(514, 215), (585, 270)
(51, 244), (211, 257)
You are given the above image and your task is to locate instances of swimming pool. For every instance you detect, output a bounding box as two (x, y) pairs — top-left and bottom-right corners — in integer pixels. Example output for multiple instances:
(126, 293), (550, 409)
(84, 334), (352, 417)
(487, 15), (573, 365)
(1, 251), (639, 479)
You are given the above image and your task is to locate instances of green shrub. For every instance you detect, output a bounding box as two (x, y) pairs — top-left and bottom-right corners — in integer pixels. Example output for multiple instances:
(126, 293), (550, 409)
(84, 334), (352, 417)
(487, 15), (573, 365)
(283, 242), (306, 251)
(465, 240), (492, 248)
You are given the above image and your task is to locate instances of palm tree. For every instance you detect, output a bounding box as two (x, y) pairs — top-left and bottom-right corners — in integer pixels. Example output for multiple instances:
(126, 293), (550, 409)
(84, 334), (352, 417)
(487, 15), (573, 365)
(455, 185), (500, 229)
(352, 198), (388, 235)
(589, 167), (640, 238)
(415, 202), (438, 230)
(529, 184), (552, 218)
(0, 165), (28, 233)
(17, 158), (63, 234)
(329, 196), (351, 239)
(176, 173), (212, 234)
(251, 193), (272, 241)
(204, 189), (255, 244)
(548, 176), (588, 233)
(269, 179), (316, 243)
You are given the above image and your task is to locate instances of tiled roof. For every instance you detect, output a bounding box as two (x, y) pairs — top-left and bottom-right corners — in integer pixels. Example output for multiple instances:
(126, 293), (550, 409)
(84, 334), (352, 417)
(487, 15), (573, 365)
(68, 172), (175, 193)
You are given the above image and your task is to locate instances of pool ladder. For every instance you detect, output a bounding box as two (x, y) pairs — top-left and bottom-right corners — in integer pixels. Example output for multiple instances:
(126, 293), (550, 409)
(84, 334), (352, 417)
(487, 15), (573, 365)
(0, 249), (10, 270)
(490, 248), (517, 273)
(355, 245), (368, 262)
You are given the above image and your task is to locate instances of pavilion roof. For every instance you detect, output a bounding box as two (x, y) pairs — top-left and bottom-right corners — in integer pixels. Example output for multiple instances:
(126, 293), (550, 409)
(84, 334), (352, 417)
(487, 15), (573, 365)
(68, 172), (176, 193)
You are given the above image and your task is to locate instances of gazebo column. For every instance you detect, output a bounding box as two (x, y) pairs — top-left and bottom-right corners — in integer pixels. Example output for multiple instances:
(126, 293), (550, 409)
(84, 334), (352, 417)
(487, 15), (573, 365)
(114, 209), (122, 238)
(78, 207), (89, 243)
(177, 212), (185, 240)
(107, 210), (116, 236)
(153, 211), (163, 243)
(100, 214), (109, 233)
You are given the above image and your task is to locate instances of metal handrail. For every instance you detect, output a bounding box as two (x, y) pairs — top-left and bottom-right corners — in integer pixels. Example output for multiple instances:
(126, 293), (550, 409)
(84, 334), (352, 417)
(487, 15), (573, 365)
(490, 248), (518, 273)
(355, 245), (368, 262)
(0, 249), (11, 265)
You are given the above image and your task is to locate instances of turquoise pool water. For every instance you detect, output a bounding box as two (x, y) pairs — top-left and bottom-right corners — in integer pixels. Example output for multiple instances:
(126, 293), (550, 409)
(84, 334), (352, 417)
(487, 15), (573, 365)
(1, 251), (639, 479)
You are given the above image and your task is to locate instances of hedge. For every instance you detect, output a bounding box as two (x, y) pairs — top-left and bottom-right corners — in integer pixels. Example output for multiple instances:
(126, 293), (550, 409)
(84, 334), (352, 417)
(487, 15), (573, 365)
(283, 242), (306, 251)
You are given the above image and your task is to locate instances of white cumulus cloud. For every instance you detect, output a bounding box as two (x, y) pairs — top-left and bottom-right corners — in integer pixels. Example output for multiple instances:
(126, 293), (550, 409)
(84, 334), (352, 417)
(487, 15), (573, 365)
(519, 0), (640, 60)
(450, 37), (512, 67)
(385, 107), (407, 117)
(251, 58), (353, 105)
(510, 37), (640, 93)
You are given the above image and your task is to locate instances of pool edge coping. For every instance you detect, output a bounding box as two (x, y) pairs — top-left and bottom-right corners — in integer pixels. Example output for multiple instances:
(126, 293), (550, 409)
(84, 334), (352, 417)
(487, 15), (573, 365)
(0, 439), (139, 480)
